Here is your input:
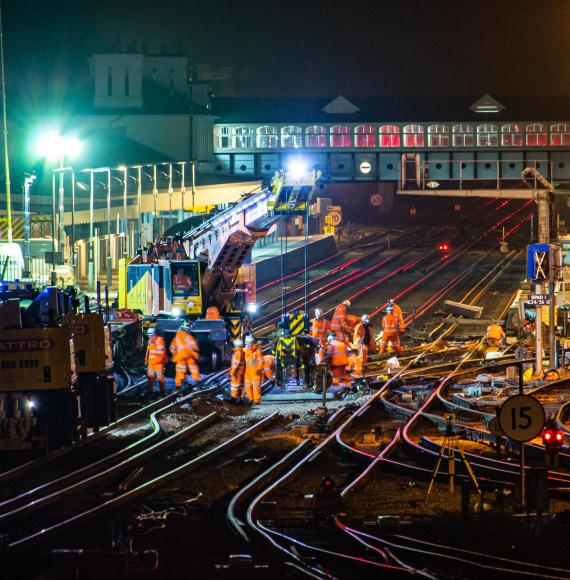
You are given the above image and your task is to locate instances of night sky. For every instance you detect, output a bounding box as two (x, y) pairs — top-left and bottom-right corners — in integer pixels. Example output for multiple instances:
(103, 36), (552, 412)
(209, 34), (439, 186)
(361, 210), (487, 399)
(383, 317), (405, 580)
(6, 0), (570, 100)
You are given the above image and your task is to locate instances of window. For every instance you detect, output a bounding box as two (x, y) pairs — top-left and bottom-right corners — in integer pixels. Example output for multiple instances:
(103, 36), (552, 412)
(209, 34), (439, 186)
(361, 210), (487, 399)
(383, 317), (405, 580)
(330, 125), (351, 147)
(305, 125), (327, 148)
(403, 125), (425, 147)
(256, 125), (279, 148)
(427, 124), (450, 147)
(281, 125), (302, 148)
(233, 126), (254, 148)
(501, 124), (523, 146)
(214, 126), (230, 149)
(551, 123), (570, 146)
(355, 124), (376, 147)
(452, 124), (474, 147)
(526, 124), (547, 147)
(379, 125), (401, 147)
(477, 124), (498, 146)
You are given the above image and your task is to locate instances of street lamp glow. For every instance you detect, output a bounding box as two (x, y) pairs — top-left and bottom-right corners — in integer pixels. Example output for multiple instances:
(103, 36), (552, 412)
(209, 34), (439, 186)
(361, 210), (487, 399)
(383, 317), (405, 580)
(34, 130), (82, 161)
(287, 158), (308, 180)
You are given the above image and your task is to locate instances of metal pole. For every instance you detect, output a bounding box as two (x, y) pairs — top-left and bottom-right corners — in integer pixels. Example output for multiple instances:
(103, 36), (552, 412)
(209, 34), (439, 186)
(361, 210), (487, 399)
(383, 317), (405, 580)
(152, 164), (157, 237)
(106, 169), (112, 289)
(0, 2), (12, 243)
(57, 156), (65, 259)
(519, 363), (526, 510)
(122, 167), (128, 256)
(23, 176), (33, 276)
(180, 161), (186, 217)
(535, 281), (543, 376)
(168, 163), (173, 229)
(304, 206), (309, 314)
(88, 169), (94, 289)
(136, 165), (142, 248)
(549, 279), (556, 368)
(191, 161), (196, 212)
(51, 173), (57, 285)
(71, 169), (75, 267)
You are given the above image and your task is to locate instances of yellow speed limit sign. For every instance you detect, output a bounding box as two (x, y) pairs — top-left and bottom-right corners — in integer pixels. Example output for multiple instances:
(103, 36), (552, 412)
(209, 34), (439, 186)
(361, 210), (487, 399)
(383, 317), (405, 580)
(498, 394), (545, 442)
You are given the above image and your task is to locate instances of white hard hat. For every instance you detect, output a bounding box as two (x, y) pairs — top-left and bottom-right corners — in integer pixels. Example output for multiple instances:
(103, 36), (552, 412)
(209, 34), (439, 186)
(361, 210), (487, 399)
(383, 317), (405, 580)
(327, 334), (335, 343)
(342, 300), (351, 307)
(315, 308), (322, 318)
(361, 314), (369, 323)
(386, 305), (393, 313)
(147, 327), (155, 335)
(234, 339), (243, 347)
(245, 335), (255, 345)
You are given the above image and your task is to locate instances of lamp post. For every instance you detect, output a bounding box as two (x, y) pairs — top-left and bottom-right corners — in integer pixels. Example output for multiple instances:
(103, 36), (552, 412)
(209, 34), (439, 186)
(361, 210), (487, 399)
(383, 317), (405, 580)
(93, 167), (112, 288)
(54, 166), (76, 266)
(118, 165), (129, 256)
(179, 161), (186, 218)
(23, 174), (36, 277)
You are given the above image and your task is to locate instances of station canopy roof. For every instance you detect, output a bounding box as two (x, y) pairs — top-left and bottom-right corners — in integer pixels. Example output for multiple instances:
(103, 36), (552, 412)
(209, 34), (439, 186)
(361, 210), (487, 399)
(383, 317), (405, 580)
(212, 93), (570, 124)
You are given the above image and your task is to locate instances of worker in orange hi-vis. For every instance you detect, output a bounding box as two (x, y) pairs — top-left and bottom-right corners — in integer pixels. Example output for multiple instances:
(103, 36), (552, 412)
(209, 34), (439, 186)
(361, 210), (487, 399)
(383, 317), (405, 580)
(205, 305), (223, 320)
(378, 304), (403, 355)
(353, 314), (374, 365)
(169, 322), (201, 388)
(387, 299), (403, 322)
(486, 323), (506, 347)
(262, 350), (276, 384)
(244, 335), (263, 404)
(330, 300), (351, 344)
(173, 267), (193, 293)
(145, 327), (167, 395)
(310, 308), (330, 363)
(229, 338), (246, 402)
(347, 347), (364, 383)
(325, 333), (349, 388)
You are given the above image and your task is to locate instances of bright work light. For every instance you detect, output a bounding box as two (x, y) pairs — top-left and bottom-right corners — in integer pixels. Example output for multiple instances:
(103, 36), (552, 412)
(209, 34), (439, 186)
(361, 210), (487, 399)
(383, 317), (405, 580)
(34, 130), (82, 162)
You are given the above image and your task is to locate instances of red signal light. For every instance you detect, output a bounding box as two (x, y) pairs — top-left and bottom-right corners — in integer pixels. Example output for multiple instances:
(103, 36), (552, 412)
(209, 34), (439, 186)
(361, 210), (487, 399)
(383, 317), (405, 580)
(555, 431), (564, 443)
(544, 430), (552, 442)
(439, 243), (449, 252)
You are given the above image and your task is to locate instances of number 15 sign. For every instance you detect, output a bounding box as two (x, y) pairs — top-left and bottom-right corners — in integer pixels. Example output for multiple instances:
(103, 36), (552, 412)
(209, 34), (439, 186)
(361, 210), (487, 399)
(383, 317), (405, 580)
(498, 394), (545, 443)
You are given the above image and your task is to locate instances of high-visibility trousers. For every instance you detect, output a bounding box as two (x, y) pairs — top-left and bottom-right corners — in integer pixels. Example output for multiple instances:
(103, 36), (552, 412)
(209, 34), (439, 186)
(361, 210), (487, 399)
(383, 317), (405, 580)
(378, 332), (401, 354)
(245, 369), (262, 403)
(358, 344), (369, 365)
(230, 371), (245, 399)
(331, 365), (348, 387)
(175, 357), (200, 387)
(147, 363), (165, 393)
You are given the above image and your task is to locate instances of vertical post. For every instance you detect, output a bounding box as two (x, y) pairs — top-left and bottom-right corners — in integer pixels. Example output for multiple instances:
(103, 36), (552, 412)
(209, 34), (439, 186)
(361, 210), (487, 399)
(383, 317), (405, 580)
(168, 163), (173, 229)
(51, 173), (57, 285)
(459, 160), (463, 191)
(106, 169), (112, 289)
(94, 227), (100, 286)
(191, 161), (196, 212)
(57, 160), (65, 258)
(152, 164), (158, 237)
(23, 176), (32, 277)
(71, 170), (76, 267)
(180, 161), (186, 218)
(535, 282), (543, 376)
(88, 169), (95, 289)
(549, 279), (556, 368)
(304, 206), (309, 314)
(136, 166), (142, 247)
(0, 2), (12, 243)
(517, 363), (527, 509)
(122, 167), (128, 256)
(322, 368), (327, 410)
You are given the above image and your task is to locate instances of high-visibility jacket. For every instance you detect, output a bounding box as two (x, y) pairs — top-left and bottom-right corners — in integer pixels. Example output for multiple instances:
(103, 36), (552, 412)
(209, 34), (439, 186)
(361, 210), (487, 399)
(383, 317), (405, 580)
(245, 344), (263, 373)
(276, 336), (300, 359)
(391, 303), (403, 321)
(146, 335), (167, 366)
(262, 354), (275, 379)
(170, 329), (199, 363)
(310, 317), (330, 343)
(487, 324), (505, 342)
(205, 306), (222, 320)
(230, 347), (246, 377)
(173, 274), (192, 292)
(382, 313), (401, 334)
(330, 304), (348, 335)
(326, 339), (348, 366)
(353, 322), (374, 349)
(347, 353), (363, 378)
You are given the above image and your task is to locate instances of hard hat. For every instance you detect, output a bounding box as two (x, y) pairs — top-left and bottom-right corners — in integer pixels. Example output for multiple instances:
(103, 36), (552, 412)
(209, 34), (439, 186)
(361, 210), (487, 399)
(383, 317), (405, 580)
(327, 333), (335, 343)
(180, 321), (192, 331)
(245, 335), (255, 346)
(234, 339), (243, 347)
(315, 308), (322, 318)
(386, 305), (393, 313)
(361, 314), (369, 323)
(147, 327), (155, 336)
(342, 300), (351, 307)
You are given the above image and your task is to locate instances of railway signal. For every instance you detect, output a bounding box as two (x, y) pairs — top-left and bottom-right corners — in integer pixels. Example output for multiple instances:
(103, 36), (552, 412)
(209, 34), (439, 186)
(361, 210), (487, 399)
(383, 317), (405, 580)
(542, 418), (564, 467)
(438, 242), (449, 252)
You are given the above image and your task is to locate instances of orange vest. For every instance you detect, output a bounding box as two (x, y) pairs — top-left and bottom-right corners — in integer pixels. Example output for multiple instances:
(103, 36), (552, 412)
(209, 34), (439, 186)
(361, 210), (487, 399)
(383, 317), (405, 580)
(331, 304), (347, 334)
(146, 335), (167, 366)
(263, 354), (275, 373)
(487, 324), (505, 341)
(353, 322), (373, 348)
(205, 306), (222, 320)
(347, 353), (363, 378)
(326, 339), (348, 366)
(173, 274), (192, 291)
(230, 347), (245, 376)
(310, 318), (330, 341)
(245, 344), (263, 372)
(382, 313), (400, 333)
(170, 330), (199, 362)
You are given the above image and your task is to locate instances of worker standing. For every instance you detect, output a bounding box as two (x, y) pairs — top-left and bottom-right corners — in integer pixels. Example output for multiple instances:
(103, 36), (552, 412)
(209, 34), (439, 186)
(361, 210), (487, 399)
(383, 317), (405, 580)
(388, 299), (403, 322)
(244, 335), (263, 404)
(170, 322), (201, 388)
(145, 327), (167, 395)
(310, 308), (330, 363)
(275, 329), (301, 385)
(486, 323), (506, 347)
(331, 300), (351, 344)
(326, 333), (349, 388)
(262, 350), (276, 385)
(229, 339), (246, 402)
(378, 304), (403, 355)
(353, 314), (374, 364)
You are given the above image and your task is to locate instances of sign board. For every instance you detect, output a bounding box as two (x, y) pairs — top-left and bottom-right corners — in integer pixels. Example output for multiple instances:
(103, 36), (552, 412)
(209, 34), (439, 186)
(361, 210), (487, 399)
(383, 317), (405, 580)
(323, 226), (336, 235)
(370, 194), (383, 207)
(498, 394), (545, 442)
(527, 243), (550, 280)
(0, 327), (71, 390)
(527, 294), (551, 306)
(327, 212), (342, 226)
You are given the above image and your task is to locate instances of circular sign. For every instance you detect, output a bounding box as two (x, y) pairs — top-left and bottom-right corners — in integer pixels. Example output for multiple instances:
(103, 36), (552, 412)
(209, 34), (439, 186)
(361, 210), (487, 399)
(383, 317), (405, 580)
(487, 417), (504, 437)
(327, 212), (342, 226)
(498, 394), (545, 442)
(370, 194), (383, 207)
(359, 161), (372, 175)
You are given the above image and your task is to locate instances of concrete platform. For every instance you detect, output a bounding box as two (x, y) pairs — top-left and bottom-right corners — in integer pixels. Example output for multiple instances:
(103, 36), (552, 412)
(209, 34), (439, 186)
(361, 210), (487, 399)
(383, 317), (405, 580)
(251, 234), (337, 287)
